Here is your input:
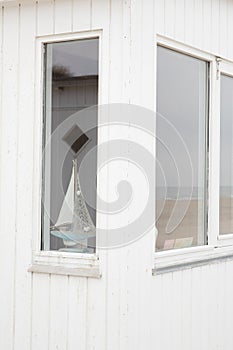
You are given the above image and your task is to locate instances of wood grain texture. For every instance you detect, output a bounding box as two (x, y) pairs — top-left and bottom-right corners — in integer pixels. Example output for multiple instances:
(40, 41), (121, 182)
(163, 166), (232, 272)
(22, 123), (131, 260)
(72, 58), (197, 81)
(13, 3), (36, 349)
(0, 1), (233, 350)
(0, 4), (19, 349)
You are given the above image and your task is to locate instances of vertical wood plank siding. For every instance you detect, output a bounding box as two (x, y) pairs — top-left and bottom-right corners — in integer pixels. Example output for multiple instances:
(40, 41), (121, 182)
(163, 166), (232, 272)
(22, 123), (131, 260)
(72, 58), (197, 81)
(0, 0), (233, 349)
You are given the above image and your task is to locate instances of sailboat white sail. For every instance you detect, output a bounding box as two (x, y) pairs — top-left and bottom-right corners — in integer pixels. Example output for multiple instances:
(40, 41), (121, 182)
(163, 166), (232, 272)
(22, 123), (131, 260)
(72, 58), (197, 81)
(55, 166), (74, 228)
(51, 159), (96, 251)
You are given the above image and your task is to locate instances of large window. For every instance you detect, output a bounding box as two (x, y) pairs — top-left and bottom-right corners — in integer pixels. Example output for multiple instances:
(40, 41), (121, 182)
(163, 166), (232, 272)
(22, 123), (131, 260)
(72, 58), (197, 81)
(156, 46), (209, 251)
(41, 38), (99, 253)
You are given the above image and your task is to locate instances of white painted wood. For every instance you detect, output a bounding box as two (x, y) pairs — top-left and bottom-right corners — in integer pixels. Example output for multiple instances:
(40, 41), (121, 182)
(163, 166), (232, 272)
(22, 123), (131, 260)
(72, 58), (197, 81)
(207, 262), (219, 349)
(203, 0), (212, 53)
(91, 0), (110, 105)
(105, 2), (123, 349)
(180, 269), (192, 349)
(37, 0), (54, 36)
(49, 275), (69, 350)
(28, 264), (101, 278)
(199, 266), (209, 349)
(215, 262), (226, 349)
(128, 0), (142, 105)
(157, 34), (215, 61)
(184, 0), (195, 45)
(190, 267), (202, 350)
(66, 277), (88, 350)
(72, 0), (91, 32)
(224, 261), (233, 350)
(160, 272), (173, 349)
(121, 0), (131, 104)
(29, 251), (101, 278)
(193, 0), (203, 49)
(87, 2), (110, 350)
(0, 6), (2, 126)
(141, 0), (155, 110)
(0, 4), (19, 349)
(164, 0), (175, 39)
(151, 274), (162, 349)
(219, 0), (228, 58)
(227, 0), (233, 60)
(54, 0), (72, 34)
(211, 0), (220, 55)
(91, 0), (109, 29)
(2, 1), (233, 350)
(126, 5), (155, 350)
(174, 0), (185, 42)
(86, 277), (107, 350)
(13, 3), (36, 350)
(170, 271), (182, 350)
(108, 0), (123, 103)
(155, 0), (165, 35)
(154, 245), (233, 272)
(31, 274), (50, 350)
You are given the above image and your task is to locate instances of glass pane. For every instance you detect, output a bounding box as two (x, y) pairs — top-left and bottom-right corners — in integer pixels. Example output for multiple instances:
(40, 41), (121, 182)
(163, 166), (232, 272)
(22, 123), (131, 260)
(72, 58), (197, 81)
(156, 46), (208, 251)
(42, 38), (99, 253)
(220, 74), (233, 235)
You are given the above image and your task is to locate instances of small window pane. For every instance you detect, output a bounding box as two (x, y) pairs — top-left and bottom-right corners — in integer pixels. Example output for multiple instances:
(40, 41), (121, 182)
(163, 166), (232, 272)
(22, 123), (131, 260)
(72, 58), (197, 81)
(42, 38), (99, 253)
(156, 46), (208, 251)
(220, 74), (233, 235)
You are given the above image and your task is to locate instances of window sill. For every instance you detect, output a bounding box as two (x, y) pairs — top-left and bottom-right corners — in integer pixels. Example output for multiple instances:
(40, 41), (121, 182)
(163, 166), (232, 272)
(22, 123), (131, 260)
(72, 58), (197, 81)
(28, 251), (101, 278)
(153, 245), (233, 275)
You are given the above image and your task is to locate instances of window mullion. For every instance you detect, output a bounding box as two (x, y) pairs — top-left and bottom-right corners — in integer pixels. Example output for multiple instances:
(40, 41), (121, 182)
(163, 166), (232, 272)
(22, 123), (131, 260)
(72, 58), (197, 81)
(207, 58), (220, 247)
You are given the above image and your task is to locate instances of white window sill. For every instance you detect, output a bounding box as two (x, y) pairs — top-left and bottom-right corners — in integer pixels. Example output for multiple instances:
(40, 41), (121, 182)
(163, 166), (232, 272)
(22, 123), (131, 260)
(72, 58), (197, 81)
(153, 245), (233, 275)
(28, 251), (101, 278)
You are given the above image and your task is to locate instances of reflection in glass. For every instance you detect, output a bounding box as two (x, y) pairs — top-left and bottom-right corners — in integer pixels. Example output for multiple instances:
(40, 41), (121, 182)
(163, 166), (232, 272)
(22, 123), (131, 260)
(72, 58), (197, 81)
(156, 46), (208, 251)
(42, 38), (99, 252)
(220, 74), (233, 235)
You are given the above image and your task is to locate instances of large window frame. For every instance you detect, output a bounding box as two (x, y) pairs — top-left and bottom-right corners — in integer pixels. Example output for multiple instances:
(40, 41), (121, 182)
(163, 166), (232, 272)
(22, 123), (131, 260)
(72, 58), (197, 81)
(154, 36), (233, 273)
(29, 31), (103, 278)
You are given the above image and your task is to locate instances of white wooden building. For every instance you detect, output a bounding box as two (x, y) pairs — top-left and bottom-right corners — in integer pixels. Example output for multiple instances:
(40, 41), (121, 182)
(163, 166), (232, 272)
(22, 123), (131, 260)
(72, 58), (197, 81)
(1, 0), (233, 349)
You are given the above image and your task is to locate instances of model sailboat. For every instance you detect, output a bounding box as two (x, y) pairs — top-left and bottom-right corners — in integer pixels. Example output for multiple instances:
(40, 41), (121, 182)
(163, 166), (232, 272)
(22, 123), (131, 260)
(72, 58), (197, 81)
(51, 158), (96, 252)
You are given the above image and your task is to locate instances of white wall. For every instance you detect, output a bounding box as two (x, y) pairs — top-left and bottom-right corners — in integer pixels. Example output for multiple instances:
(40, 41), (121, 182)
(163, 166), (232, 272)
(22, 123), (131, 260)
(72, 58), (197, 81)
(0, 0), (233, 349)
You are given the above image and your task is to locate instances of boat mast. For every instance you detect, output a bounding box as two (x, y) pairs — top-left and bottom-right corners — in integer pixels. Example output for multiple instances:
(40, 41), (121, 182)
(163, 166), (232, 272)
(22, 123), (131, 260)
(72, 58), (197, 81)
(72, 158), (87, 249)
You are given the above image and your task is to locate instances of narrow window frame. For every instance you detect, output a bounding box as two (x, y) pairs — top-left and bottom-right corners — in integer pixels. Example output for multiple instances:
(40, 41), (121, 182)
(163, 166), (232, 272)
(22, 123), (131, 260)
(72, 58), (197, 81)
(29, 31), (103, 277)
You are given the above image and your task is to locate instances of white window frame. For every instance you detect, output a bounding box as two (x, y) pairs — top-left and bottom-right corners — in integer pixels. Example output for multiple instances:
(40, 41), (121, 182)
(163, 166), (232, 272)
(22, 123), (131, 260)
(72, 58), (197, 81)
(29, 30), (103, 278)
(154, 35), (233, 274)
(217, 59), (233, 247)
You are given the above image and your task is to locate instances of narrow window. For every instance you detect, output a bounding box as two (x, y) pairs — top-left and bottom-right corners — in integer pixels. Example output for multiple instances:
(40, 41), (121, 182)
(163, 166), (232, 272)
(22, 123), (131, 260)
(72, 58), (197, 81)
(156, 46), (209, 251)
(220, 74), (233, 235)
(41, 38), (99, 253)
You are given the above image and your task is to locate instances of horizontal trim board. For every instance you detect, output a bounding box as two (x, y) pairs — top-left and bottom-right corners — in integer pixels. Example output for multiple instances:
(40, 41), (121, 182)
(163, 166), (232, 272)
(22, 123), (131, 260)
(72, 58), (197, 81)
(153, 253), (233, 275)
(157, 34), (233, 65)
(0, 0), (34, 6)
(30, 251), (101, 278)
(28, 264), (101, 278)
(153, 247), (233, 275)
(157, 34), (216, 61)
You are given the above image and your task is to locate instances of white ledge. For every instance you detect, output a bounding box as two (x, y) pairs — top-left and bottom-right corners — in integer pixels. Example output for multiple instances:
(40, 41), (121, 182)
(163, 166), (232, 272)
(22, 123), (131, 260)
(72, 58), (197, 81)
(28, 251), (101, 278)
(0, 0), (41, 7)
(0, 0), (35, 3)
(153, 245), (233, 275)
